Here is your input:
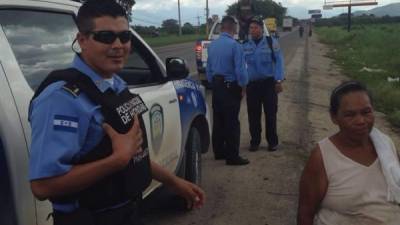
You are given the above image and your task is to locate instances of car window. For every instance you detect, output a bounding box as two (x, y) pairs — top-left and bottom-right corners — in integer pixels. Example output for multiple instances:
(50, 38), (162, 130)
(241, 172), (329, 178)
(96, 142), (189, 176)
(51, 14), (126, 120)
(0, 10), (77, 90)
(119, 33), (164, 85)
(0, 139), (17, 225)
(0, 9), (163, 88)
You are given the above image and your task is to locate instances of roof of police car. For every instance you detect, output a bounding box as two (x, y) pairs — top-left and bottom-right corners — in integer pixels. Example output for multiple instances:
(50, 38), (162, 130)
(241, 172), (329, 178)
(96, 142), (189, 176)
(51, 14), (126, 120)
(0, 0), (81, 7)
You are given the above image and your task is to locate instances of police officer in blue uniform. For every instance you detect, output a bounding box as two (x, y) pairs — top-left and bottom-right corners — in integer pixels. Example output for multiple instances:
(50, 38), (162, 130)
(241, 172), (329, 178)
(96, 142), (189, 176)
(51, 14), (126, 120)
(206, 16), (249, 166)
(28, 1), (204, 225)
(243, 17), (285, 152)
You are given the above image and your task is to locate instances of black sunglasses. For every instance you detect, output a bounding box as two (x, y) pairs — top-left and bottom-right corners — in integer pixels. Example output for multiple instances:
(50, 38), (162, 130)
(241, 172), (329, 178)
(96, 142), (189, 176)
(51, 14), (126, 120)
(88, 30), (132, 44)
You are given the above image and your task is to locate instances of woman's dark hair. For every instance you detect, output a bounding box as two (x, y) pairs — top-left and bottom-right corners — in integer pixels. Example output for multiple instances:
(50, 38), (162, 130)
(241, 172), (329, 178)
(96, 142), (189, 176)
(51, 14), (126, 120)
(77, 0), (128, 33)
(329, 81), (373, 115)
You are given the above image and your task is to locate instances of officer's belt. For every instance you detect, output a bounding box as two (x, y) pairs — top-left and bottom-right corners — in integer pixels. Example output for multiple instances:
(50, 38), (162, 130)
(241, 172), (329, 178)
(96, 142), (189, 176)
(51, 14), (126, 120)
(212, 75), (238, 88)
(248, 77), (274, 84)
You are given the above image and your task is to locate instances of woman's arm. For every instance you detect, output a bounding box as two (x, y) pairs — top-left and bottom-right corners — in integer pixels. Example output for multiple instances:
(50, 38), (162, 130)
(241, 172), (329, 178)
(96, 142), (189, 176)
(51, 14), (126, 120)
(297, 146), (328, 225)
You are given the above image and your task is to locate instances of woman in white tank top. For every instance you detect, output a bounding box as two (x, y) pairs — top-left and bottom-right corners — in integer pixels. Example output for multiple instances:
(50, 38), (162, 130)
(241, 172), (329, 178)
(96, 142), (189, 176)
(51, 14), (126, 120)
(297, 81), (400, 225)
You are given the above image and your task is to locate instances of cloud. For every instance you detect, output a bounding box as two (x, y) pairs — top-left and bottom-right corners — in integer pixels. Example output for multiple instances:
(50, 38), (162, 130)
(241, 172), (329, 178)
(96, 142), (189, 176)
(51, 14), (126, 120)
(132, 0), (397, 25)
(133, 0), (235, 12)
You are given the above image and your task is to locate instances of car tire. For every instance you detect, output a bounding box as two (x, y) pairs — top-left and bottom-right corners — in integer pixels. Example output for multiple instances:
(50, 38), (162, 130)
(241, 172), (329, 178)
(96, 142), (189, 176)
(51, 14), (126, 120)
(185, 126), (202, 186)
(172, 126), (202, 211)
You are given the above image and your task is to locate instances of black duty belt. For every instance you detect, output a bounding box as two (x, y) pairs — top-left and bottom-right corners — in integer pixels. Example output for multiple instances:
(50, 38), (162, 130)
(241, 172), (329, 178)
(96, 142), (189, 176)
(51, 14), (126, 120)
(212, 75), (239, 88)
(248, 77), (274, 84)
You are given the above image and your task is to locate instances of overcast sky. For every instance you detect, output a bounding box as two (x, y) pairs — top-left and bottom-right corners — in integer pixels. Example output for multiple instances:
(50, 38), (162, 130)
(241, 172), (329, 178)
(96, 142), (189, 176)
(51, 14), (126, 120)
(131, 0), (399, 26)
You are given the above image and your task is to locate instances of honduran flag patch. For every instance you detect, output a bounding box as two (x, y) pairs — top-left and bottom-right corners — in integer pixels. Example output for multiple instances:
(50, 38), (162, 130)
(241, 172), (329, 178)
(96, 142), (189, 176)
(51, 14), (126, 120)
(53, 115), (79, 133)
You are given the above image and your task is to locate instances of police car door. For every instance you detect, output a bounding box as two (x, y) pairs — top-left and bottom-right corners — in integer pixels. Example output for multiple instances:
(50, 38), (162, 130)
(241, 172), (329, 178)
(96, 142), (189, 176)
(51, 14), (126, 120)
(120, 31), (182, 193)
(0, 2), (79, 225)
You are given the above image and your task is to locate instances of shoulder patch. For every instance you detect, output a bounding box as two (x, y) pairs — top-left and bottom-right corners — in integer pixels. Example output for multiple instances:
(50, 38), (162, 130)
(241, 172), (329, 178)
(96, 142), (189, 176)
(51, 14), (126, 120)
(62, 83), (81, 97)
(53, 115), (79, 133)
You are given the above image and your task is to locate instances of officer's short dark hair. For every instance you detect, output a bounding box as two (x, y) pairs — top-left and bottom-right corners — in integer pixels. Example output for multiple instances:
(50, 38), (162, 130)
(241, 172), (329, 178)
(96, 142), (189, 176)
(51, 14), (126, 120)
(221, 16), (236, 30)
(77, 0), (128, 33)
(330, 81), (373, 115)
(249, 16), (263, 27)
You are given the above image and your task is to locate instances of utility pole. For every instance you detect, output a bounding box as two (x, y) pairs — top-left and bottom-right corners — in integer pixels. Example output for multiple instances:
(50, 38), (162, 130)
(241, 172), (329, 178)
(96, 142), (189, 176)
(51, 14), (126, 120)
(196, 14), (201, 34)
(178, 0), (182, 36)
(205, 0), (209, 35)
(347, 5), (352, 32)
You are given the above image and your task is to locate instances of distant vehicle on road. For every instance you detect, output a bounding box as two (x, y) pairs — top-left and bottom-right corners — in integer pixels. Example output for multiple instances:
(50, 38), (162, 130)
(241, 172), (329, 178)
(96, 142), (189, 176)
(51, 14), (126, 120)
(283, 17), (293, 31)
(264, 17), (279, 38)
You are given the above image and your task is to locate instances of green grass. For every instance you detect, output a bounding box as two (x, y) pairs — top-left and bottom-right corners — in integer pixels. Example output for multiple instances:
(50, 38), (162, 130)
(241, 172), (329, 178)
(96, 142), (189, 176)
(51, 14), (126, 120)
(316, 24), (400, 127)
(141, 34), (206, 47)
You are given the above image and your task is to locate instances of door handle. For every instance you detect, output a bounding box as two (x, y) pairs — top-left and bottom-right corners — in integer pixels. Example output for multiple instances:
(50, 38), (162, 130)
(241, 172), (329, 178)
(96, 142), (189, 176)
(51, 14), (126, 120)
(169, 99), (177, 104)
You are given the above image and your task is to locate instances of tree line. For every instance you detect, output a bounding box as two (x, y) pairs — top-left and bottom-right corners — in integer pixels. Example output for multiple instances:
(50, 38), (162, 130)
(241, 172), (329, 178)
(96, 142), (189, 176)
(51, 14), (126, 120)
(133, 0), (287, 36)
(133, 20), (207, 37)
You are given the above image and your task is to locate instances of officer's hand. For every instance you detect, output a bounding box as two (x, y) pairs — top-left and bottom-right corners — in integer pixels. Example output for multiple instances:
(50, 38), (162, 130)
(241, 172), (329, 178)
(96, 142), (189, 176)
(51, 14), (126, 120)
(103, 115), (143, 168)
(170, 177), (205, 209)
(275, 83), (283, 93)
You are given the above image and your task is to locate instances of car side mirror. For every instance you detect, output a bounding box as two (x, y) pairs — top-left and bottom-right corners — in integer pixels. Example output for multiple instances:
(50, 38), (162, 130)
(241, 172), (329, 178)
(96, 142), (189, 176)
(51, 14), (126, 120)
(166, 57), (189, 80)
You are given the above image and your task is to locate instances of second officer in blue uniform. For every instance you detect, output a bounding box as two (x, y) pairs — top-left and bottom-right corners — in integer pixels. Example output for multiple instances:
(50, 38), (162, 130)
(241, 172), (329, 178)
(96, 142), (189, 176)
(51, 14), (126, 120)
(206, 16), (249, 166)
(243, 17), (285, 152)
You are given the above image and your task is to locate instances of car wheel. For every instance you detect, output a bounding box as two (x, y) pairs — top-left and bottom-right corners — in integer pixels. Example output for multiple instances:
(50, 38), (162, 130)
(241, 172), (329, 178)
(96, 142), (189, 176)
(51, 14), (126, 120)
(185, 126), (202, 186)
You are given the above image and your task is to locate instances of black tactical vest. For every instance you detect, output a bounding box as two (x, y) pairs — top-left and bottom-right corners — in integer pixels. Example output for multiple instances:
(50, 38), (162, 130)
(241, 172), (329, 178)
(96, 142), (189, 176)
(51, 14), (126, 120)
(31, 68), (152, 210)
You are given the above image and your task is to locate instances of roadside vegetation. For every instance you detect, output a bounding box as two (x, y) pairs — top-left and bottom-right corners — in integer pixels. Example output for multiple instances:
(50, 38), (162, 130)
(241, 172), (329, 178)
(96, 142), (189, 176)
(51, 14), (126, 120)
(316, 23), (400, 127)
(141, 34), (206, 47)
(132, 18), (206, 47)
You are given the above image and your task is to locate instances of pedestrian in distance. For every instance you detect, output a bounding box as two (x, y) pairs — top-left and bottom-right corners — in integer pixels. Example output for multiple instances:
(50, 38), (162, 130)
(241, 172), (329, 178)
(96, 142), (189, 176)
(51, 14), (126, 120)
(299, 25), (304, 37)
(242, 17), (285, 152)
(297, 81), (400, 225)
(28, 1), (205, 225)
(206, 15), (250, 166)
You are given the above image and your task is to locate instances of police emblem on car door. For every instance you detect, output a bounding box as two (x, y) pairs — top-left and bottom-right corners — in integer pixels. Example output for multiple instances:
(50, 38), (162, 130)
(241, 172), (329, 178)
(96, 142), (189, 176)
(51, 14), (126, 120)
(150, 104), (164, 153)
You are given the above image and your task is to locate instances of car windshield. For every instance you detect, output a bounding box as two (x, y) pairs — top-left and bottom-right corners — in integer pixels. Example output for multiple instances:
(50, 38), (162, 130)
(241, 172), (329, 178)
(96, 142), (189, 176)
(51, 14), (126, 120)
(0, 10), (77, 90)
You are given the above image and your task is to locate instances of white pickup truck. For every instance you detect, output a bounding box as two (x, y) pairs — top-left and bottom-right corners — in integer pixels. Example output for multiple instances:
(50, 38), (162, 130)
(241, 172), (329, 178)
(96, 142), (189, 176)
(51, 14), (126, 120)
(0, 1), (210, 225)
(195, 18), (270, 85)
(283, 17), (293, 31)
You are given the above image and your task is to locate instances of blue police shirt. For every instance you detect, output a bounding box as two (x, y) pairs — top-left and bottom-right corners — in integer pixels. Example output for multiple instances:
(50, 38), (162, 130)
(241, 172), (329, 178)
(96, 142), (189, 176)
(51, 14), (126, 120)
(206, 32), (248, 87)
(28, 55), (127, 212)
(243, 36), (285, 82)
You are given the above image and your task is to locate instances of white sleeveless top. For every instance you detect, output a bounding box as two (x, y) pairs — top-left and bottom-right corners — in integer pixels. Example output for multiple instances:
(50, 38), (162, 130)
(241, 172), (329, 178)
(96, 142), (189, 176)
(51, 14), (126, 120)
(316, 138), (400, 225)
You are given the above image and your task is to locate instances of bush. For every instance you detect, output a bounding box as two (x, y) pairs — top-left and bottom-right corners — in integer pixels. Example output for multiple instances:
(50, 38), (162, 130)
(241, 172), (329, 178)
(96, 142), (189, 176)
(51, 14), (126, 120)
(316, 23), (400, 128)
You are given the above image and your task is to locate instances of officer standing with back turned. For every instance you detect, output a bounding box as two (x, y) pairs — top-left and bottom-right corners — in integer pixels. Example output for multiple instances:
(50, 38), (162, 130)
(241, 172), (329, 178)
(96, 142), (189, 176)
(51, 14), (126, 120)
(206, 16), (249, 166)
(28, 1), (204, 225)
(243, 17), (285, 152)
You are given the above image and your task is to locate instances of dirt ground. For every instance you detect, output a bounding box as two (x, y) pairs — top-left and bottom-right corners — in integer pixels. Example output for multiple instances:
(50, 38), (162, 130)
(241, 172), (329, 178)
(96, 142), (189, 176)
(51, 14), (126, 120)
(143, 32), (400, 225)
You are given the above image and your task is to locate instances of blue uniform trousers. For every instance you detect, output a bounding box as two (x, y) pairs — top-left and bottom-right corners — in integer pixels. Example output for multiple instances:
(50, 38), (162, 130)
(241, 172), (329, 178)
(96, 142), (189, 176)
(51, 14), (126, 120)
(246, 77), (278, 147)
(211, 76), (242, 160)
